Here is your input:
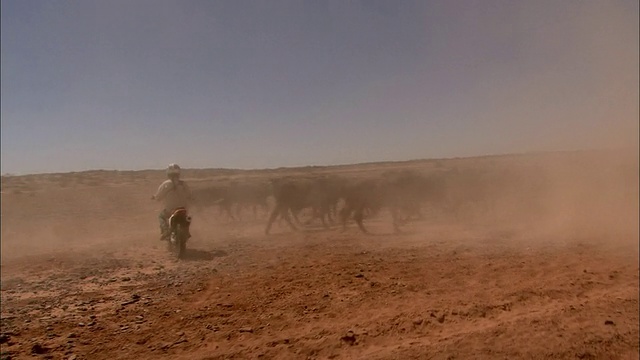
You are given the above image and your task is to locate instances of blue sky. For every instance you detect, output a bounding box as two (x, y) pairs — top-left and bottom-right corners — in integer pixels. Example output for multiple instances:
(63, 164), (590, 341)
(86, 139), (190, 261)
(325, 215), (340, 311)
(1, 0), (638, 174)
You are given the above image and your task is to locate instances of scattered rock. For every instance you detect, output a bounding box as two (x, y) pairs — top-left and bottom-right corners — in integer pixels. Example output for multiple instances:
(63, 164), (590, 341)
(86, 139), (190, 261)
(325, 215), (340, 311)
(161, 338), (187, 349)
(121, 277), (131, 282)
(121, 296), (140, 307)
(176, 331), (185, 337)
(413, 318), (424, 325)
(604, 320), (615, 326)
(437, 314), (446, 324)
(238, 327), (254, 333)
(67, 333), (77, 338)
(0, 334), (10, 344)
(355, 274), (364, 278)
(576, 351), (596, 359)
(340, 331), (357, 345)
(205, 324), (220, 332)
(31, 343), (49, 354)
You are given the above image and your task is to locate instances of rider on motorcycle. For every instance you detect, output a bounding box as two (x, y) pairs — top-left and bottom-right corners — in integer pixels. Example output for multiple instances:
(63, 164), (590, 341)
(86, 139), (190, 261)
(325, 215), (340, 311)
(152, 163), (192, 241)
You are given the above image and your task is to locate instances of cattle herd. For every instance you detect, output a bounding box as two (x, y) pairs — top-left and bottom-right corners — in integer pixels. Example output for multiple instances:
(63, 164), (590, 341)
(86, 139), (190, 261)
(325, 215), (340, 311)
(189, 165), (548, 235)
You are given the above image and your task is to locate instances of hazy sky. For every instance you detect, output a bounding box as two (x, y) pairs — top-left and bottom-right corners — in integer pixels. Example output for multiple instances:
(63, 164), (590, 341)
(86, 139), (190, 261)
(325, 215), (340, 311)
(1, 0), (638, 174)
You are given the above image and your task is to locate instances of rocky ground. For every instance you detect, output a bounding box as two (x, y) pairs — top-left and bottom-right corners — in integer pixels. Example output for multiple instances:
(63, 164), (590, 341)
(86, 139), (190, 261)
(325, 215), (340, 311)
(1, 152), (638, 359)
(1, 217), (638, 360)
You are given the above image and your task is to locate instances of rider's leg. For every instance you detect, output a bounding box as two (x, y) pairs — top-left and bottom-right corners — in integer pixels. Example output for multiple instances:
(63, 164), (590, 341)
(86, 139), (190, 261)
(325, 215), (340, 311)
(158, 209), (170, 240)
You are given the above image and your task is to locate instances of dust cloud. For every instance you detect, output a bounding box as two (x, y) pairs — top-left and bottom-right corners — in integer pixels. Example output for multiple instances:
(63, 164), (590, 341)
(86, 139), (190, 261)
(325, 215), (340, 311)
(412, 0), (640, 249)
(1, 145), (638, 266)
(438, 149), (639, 251)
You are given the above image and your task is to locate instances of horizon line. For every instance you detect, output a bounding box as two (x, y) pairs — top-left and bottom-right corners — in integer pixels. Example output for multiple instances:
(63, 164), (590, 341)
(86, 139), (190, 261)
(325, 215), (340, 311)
(2, 146), (633, 178)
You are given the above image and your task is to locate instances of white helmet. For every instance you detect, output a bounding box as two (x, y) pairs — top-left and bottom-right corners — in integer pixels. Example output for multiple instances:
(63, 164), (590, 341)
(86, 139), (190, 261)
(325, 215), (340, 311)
(167, 163), (181, 177)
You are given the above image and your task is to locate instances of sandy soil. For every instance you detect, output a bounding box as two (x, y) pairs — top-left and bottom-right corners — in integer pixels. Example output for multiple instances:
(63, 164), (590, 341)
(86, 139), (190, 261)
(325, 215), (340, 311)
(1, 151), (638, 360)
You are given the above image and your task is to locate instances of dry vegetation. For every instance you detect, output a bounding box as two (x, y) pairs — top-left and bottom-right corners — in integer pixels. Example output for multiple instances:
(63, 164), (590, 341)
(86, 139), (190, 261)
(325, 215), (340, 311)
(1, 149), (638, 359)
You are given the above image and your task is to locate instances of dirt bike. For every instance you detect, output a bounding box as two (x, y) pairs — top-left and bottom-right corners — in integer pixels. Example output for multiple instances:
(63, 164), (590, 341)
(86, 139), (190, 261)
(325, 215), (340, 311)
(167, 207), (191, 259)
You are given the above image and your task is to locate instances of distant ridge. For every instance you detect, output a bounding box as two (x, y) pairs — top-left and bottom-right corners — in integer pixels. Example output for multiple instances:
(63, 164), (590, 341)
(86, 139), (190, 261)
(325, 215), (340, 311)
(1, 147), (632, 179)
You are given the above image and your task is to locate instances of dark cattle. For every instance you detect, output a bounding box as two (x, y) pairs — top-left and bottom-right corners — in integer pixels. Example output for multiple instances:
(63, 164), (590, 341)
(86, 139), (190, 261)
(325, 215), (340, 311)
(265, 178), (312, 234)
(339, 178), (386, 233)
(436, 167), (506, 221)
(300, 175), (347, 226)
(191, 186), (227, 214)
(340, 170), (436, 233)
(191, 182), (270, 222)
(264, 175), (347, 234)
(224, 181), (270, 221)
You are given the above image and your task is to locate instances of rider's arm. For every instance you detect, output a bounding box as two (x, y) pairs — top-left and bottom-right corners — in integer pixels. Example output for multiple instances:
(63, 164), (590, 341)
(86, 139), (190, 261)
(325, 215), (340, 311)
(153, 181), (171, 201)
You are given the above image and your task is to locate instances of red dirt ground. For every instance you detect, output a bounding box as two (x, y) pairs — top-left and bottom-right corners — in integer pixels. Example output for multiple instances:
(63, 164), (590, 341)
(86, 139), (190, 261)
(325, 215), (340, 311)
(1, 154), (638, 359)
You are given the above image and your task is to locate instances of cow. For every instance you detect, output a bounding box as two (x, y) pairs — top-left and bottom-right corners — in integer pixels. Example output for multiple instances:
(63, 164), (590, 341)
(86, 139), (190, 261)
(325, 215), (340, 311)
(190, 181), (270, 222)
(264, 175), (348, 234)
(340, 170), (436, 233)
(191, 185), (227, 215)
(264, 177), (312, 234)
(223, 181), (270, 221)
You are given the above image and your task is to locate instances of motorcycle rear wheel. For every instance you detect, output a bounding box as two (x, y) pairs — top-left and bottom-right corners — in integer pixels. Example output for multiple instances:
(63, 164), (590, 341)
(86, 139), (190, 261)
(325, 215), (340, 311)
(168, 224), (187, 259)
(176, 224), (188, 259)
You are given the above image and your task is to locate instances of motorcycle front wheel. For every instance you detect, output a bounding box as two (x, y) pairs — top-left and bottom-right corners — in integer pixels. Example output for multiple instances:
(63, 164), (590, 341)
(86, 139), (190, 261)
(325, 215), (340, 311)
(172, 224), (187, 259)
